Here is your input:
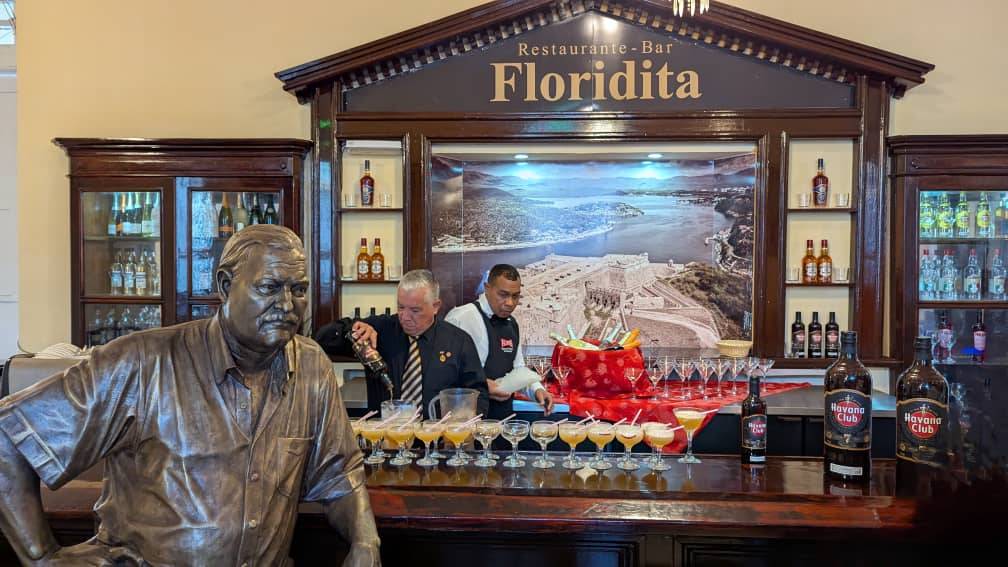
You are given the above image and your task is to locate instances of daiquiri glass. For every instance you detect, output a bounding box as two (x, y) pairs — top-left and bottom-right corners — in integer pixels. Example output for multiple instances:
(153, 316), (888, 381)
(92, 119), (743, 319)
(501, 420), (530, 468)
(645, 424), (678, 471)
(359, 419), (387, 465)
(386, 422), (417, 466)
(673, 407), (705, 464)
(615, 423), (644, 471)
(414, 421), (445, 467)
(444, 422), (475, 467)
(473, 419), (502, 468)
(587, 422), (616, 470)
(530, 420), (559, 469)
(558, 422), (588, 469)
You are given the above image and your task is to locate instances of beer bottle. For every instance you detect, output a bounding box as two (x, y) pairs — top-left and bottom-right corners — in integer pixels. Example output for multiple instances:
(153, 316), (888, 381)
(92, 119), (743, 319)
(824, 331), (872, 482)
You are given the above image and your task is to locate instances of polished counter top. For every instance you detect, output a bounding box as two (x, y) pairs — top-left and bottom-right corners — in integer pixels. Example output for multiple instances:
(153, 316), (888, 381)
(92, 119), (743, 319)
(719, 385), (897, 417)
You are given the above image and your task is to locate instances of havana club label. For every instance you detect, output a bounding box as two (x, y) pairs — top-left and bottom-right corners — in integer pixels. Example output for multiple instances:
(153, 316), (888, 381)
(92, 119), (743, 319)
(897, 398), (948, 464)
(824, 389), (871, 449)
(742, 414), (767, 451)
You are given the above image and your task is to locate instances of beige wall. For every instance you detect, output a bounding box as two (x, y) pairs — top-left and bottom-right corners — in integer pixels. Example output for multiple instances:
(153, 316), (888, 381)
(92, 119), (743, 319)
(17, 0), (1008, 347)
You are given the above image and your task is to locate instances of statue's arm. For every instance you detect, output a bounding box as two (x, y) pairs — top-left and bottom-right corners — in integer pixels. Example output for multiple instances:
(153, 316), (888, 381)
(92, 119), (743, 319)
(324, 487), (381, 566)
(0, 431), (60, 564)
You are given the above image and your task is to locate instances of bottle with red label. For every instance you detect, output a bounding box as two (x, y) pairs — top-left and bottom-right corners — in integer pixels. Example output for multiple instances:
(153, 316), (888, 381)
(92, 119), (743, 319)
(934, 311), (955, 363)
(808, 311), (823, 358)
(971, 311), (986, 362)
(896, 336), (949, 486)
(824, 331), (872, 482)
(741, 373), (767, 465)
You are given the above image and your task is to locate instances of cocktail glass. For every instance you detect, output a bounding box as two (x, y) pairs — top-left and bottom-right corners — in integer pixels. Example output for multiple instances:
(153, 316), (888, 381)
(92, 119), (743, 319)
(673, 407), (705, 464)
(645, 424), (678, 471)
(625, 367), (644, 400)
(360, 419), (387, 465)
(530, 420), (559, 469)
(501, 420), (530, 468)
(414, 420), (445, 467)
(473, 419), (502, 468)
(387, 422), (417, 466)
(444, 421), (475, 467)
(553, 366), (572, 397)
(558, 422), (588, 469)
(615, 423), (644, 471)
(587, 422), (616, 470)
(675, 358), (694, 400)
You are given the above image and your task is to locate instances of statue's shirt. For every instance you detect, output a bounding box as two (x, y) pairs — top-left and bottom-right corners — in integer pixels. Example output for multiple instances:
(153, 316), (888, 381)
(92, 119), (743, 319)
(0, 316), (364, 566)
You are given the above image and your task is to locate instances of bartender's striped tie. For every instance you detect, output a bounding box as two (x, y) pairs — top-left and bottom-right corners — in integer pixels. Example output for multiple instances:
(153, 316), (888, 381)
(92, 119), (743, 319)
(401, 335), (423, 405)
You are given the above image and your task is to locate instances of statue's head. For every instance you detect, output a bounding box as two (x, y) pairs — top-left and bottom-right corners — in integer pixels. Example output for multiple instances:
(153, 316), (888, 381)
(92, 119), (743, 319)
(215, 225), (308, 353)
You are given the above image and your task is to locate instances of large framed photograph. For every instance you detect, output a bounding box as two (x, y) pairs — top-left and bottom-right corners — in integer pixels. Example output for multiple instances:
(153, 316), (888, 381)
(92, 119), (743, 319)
(431, 143), (756, 352)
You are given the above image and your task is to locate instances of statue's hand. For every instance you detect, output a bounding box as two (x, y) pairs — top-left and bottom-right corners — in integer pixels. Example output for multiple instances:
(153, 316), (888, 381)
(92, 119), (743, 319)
(343, 541), (381, 567)
(37, 541), (144, 566)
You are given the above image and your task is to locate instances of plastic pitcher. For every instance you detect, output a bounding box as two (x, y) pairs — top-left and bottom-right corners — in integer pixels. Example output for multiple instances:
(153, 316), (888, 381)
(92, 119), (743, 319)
(381, 399), (417, 420)
(427, 388), (479, 421)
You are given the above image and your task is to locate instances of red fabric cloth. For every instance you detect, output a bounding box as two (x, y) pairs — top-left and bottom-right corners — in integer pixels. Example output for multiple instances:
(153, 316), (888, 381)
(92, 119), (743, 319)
(521, 380), (811, 453)
(550, 342), (644, 397)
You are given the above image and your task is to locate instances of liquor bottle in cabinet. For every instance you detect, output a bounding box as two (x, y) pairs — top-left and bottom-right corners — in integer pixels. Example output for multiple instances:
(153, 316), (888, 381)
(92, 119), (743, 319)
(963, 249), (982, 300)
(234, 193), (249, 232)
(263, 196), (279, 225)
(976, 192), (994, 238)
(370, 238), (385, 281)
(356, 238), (372, 281)
(812, 158), (829, 207)
(990, 249), (1006, 299)
(360, 160), (375, 207)
(802, 240), (817, 284)
(824, 331), (872, 482)
(218, 193), (234, 238)
(954, 192), (971, 237)
(249, 194), (263, 225)
(825, 312), (840, 358)
(790, 311), (806, 358)
(808, 311), (823, 358)
(817, 239), (833, 284)
(971, 312), (987, 363)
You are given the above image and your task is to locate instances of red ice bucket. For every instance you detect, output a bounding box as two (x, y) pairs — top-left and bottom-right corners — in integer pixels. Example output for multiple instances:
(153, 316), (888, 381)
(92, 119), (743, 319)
(551, 341), (645, 398)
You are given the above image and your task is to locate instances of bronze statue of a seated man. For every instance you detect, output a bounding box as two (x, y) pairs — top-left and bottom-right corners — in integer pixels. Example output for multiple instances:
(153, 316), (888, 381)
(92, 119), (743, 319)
(0, 225), (380, 566)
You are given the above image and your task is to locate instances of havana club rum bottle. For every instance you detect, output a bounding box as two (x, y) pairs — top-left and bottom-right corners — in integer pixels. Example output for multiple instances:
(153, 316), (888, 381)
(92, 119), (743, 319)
(808, 311), (823, 358)
(824, 331), (872, 482)
(741, 373), (767, 465)
(790, 312), (806, 358)
(356, 238), (372, 281)
(802, 239), (818, 284)
(825, 311), (840, 358)
(896, 337), (949, 486)
(812, 158), (829, 207)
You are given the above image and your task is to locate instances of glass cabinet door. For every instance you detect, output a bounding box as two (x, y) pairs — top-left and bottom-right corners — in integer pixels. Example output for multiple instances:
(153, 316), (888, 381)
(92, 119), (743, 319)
(83, 303), (162, 348)
(918, 308), (1005, 366)
(190, 190), (282, 296)
(81, 190), (163, 298)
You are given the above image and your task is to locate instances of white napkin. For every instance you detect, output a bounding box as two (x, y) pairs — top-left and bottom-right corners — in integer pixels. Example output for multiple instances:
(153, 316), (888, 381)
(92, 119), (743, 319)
(494, 367), (541, 395)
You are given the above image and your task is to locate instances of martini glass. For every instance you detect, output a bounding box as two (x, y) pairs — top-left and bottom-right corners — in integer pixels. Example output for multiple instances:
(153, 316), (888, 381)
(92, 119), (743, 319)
(553, 365), (572, 398)
(675, 358), (694, 400)
(625, 367), (644, 399)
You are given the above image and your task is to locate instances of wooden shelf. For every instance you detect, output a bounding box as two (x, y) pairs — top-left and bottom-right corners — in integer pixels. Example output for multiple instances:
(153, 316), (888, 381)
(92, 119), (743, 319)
(84, 235), (161, 242)
(785, 282), (853, 287)
(917, 300), (1008, 309)
(337, 207), (403, 213)
(774, 357), (904, 369)
(787, 207), (856, 213)
(82, 295), (164, 304)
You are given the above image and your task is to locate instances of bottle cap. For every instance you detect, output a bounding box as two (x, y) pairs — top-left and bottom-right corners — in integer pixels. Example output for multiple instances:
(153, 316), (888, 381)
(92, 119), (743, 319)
(913, 336), (932, 351)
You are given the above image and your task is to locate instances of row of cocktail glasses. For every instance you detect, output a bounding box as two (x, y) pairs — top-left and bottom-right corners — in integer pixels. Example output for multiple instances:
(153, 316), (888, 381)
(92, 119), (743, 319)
(353, 406), (708, 470)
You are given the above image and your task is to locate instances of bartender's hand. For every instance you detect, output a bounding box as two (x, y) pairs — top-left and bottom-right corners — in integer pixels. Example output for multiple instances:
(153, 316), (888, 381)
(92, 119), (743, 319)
(535, 389), (555, 416)
(350, 321), (377, 348)
(343, 541), (381, 567)
(486, 379), (512, 402)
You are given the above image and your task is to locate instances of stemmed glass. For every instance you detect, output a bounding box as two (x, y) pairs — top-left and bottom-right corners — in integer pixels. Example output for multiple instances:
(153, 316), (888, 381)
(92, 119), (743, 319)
(501, 420), (530, 468)
(387, 422), (417, 466)
(659, 355), (674, 399)
(558, 422), (588, 469)
(673, 407), (705, 464)
(530, 420), (559, 468)
(587, 422), (615, 470)
(615, 423), (643, 471)
(644, 424), (677, 471)
(473, 419), (502, 468)
(694, 358), (715, 399)
(444, 421), (475, 467)
(756, 358), (774, 383)
(414, 420), (445, 467)
(624, 367), (644, 399)
(553, 366), (572, 398)
(360, 419), (387, 465)
(675, 358), (694, 400)
(730, 357), (748, 396)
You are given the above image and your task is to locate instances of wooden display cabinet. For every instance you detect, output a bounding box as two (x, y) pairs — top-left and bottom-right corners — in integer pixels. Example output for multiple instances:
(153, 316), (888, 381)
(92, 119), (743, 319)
(56, 138), (312, 347)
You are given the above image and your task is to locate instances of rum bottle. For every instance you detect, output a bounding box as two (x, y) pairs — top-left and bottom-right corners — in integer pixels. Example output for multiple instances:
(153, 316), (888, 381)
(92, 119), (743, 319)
(896, 336), (949, 481)
(954, 192), (971, 237)
(824, 331), (872, 482)
(971, 312), (986, 363)
(790, 311), (806, 358)
(812, 158), (829, 207)
(741, 373), (767, 465)
(976, 192), (993, 238)
(360, 159), (375, 207)
(808, 311), (823, 358)
(989, 249), (1006, 300)
(825, 311), (840, 358)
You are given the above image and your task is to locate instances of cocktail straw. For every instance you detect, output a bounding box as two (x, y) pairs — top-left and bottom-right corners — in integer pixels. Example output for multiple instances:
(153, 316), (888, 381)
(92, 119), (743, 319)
(434, 411), (454, 425)
(498, 413), (518, 425)
(397, 411), (422, 429)
(353, 410), (377, 423)
(612, 417), (627, 427)
(629, 409), (643, 427)
(458, 414), (484, 428)
(554, 418), (569, 425)
(575, 413), (595, 426)
(659, 424), (686, 432)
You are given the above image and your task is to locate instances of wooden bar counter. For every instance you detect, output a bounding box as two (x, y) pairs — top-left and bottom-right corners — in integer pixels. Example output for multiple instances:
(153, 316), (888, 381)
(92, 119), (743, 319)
(15, 454), (1000, 566)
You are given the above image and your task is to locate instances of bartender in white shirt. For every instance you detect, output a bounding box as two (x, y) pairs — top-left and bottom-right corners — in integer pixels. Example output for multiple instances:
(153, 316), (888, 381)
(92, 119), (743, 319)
(445, 264), (555, 419)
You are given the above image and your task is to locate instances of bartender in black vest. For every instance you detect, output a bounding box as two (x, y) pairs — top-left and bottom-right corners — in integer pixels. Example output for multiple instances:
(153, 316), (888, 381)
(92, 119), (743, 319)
(445, 264), (554, 420)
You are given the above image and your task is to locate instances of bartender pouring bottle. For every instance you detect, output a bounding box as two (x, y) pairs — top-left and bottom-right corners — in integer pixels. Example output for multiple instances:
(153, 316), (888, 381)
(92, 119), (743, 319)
(446, 264), (554, 419)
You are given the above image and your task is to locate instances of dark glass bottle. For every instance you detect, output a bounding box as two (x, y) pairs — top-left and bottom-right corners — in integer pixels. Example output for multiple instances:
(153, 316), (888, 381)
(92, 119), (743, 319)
(264, 196), (278, 225)
(249, 194), (263, 225)
(741, 374), (767, 465)
(971, 311), (986, 363)
(825, 311), (840, 358)
(346, 329), (394, 397)
(808, 311), (823, 358)
(896, 337), (950, 484)
(824, 331), (872, 482)
(217, 193), (233, 238)
(790, 312), (806, 359)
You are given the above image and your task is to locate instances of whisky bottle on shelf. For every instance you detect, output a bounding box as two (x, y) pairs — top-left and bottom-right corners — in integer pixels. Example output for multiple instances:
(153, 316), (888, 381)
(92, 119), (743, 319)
(954, 192), (971, 237)
(976, 192), (993, 238)
(963, 248), (982, 300)
(218, 193), (234, 238)
(937, 193), (954, 238)
(264, 196), (278, 225)
(825, 311), (840, 358)
(370, 238), (385, 281)
(741, 373), (767, 465)
(824, 331), (872, 482)
(360, 160), (375, 207)
(802, 239), (817, 284)
(109, 253), (124, 296)
(938, 249), (959, 300)
(990, 249), (1006, 300)
(790, 311), (806, 358)
(356, 238), (372, 281)
(234, 193), (249, 232)
(249, 194), (263, 225)
(812, 158), (829, 207)
(896, 336), (949, 485)
(808, 311), (823, 358)
(817, 239), (833, 284)
(919, 196), (935, 238)
(971, 312), (986, 363)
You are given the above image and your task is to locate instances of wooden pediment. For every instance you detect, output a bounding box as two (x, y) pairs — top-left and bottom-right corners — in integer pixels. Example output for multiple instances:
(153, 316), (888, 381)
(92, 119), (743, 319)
(276, 0), (933, 103)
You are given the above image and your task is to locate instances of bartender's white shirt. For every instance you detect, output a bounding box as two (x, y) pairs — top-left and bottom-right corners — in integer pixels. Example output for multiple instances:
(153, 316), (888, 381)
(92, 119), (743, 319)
(444, 294), (545, 399)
